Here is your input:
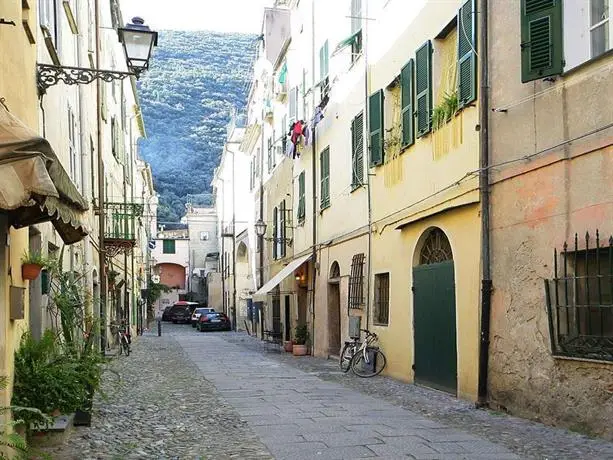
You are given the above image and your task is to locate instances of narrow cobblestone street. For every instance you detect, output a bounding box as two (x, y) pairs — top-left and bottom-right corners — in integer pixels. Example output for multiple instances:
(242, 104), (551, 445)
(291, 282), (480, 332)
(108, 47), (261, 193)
(50, 325), (613, 459)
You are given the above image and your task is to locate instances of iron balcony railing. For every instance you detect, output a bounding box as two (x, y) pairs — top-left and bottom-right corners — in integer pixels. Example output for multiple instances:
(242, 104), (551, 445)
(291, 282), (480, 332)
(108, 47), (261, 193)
(104, 202), (144, 241)
(545, 231), (613, 362)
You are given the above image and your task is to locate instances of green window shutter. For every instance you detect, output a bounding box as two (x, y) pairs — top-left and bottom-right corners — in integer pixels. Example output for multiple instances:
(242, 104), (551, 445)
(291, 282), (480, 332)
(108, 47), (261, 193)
(351, 112), (364, 188)
(280, 200), (286, 258)
(458, 0), (477, 107)
(163, 240), (175, 254)
(415, 40), (432, 137)
(298, 171), (305, 221)
(319, 40), (329, 80)
(369, 89), (384, 166)
(267, 137), (273, 173)
(520, 0), (563, 83)
(320, 147), (330, 210)
(272, 207), (278, 260)
(400, 59), (415, 148)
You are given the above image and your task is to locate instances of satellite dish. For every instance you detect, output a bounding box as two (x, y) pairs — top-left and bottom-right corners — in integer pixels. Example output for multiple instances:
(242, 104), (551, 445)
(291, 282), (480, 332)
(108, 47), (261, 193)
(152, 275), (161, 284)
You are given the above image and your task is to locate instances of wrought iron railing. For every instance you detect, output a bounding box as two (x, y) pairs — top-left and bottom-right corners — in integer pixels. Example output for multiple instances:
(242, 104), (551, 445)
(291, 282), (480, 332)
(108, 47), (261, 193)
(104, 202), (143, 241)
(545, 231), (613, 362)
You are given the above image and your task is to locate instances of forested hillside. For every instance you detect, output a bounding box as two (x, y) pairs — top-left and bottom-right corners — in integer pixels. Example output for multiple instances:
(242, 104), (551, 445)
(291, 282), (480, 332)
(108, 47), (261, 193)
(137, 30), (256, 222)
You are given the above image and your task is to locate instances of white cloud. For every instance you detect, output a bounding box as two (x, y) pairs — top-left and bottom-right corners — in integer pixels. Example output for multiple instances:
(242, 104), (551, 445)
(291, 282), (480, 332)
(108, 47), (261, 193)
(120, 0), (272, 34)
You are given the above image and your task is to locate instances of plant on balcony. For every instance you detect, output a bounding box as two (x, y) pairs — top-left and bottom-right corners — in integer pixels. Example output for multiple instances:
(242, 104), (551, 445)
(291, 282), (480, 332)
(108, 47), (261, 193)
(432, 90), (459, 131)
(20, 250), (49, 281)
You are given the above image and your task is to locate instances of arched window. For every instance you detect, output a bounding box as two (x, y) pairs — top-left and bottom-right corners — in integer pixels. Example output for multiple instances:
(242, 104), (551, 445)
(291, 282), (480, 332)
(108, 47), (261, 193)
(419, 228), (453, 265)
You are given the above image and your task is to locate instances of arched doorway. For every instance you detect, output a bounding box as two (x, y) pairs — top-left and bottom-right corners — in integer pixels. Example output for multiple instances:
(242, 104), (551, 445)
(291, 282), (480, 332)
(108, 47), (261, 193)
(328, 261), (341, 356)
(412, 227), (457, 394)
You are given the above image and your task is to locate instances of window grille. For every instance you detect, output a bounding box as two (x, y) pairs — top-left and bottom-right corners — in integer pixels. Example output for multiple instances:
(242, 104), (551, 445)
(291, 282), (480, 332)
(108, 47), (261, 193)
(348, 253), (365, 310)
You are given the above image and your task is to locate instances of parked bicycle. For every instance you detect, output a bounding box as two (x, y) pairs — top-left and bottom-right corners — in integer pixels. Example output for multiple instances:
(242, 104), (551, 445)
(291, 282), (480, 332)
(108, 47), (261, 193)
(339, 329), (386, 377)
(110, 320), (131, 356)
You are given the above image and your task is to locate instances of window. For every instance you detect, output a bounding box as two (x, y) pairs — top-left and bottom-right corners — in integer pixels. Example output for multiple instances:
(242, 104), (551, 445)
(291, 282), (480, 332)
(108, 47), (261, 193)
(545, 231), (613, 362)
(590, 0), (611, 57)
(400, 59), (415, 148)
(458, 0), (477, 107)
(521, 0), (563, 82)
(279, 200), (286, 258)
(348, 253), (365, 309)
(273, 206), (278, 260)
(319, 40), (329, 81)
(39, 0), (58, 48)
(111, 117), (117, 158)
(320, 147), (330, 210)
(249, 158), (255, 190)
(162, 239), (176, 254)
(255, 148), (260, 178)
(67, 105), (80, 191)
(297, 171), (305, 223)
(100, 83), (108, 122)
(369, 90), (384, 166)
(199, 231), (209, 241)
(374, 273), (390, 326)
(415, 40), (432, 137)
(351, 112), (364, 188)
(289, 87), (298, 121)
(351, 0), (363, 59)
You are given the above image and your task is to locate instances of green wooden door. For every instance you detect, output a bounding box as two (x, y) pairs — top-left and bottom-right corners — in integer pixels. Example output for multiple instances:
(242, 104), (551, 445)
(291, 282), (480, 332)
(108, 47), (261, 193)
(412, 260), (457, 394)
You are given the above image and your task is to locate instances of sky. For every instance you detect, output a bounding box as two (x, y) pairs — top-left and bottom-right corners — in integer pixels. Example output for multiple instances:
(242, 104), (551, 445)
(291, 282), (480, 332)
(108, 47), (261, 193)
(120, 0), (272, 34)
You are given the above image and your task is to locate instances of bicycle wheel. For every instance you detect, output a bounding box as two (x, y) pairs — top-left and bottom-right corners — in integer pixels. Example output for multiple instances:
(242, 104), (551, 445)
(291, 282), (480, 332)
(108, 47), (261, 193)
(351, 347), (386, 377)
(122, 338), (130, 357)
(339, 343), (355, 373)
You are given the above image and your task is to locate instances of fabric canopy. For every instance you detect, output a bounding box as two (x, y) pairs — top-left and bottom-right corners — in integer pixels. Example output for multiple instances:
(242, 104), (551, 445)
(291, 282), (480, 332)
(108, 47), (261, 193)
(252, 253), (312, 301)
(0, 104), (89, 244)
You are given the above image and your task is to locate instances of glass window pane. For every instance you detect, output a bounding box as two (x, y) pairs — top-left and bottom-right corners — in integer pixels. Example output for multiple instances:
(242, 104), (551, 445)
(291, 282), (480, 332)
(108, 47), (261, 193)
(591, 0), (609, 27)
(591, 22), (610, 57)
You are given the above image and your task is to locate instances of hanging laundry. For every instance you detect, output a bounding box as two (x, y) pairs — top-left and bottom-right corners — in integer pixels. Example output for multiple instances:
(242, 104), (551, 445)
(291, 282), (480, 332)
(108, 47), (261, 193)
(291, 120), (304, 145)
(320, 93), (330, 110)
(285, 140), (295, 158)
(312, 106), (324, 126)
(303, 125), (312, 146)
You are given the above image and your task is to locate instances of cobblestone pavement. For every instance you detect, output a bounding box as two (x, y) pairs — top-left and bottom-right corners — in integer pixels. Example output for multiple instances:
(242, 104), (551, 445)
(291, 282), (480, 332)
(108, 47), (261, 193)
(222, 332), (613, 460)
(46, 330), (272, 460)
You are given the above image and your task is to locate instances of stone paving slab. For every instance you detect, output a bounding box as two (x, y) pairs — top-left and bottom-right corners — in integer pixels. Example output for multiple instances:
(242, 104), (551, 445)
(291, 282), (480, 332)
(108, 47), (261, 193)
(175, 332), (522, 460)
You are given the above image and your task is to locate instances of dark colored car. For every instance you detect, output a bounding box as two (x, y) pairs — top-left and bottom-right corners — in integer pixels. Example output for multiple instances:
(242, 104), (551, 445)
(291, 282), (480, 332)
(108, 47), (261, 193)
(197, 312), (231, 332)
(191, 307), (215, 327)
(170, 301), (199, 324)
(161, 306), (173, 321)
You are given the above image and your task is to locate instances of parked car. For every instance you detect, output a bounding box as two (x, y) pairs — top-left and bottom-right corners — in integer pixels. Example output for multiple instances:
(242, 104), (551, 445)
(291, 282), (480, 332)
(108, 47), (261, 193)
(197, 312), (231, 332)
(170, 301), (199, 324)
(161, 306), (173, 322)
(191, 307), (215, 327)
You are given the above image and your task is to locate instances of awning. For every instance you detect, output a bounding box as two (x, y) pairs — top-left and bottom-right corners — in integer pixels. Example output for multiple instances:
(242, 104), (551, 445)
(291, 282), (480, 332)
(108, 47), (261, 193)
(0, 104), (89, 244)
(253, 253), (312, 301)
(332, 30), (362, 57)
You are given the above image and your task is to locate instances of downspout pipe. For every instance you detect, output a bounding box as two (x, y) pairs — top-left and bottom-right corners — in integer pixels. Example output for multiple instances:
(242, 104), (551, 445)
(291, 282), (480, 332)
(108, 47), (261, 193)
(310, 0), (317, 355)
(477, 0), (492, 407)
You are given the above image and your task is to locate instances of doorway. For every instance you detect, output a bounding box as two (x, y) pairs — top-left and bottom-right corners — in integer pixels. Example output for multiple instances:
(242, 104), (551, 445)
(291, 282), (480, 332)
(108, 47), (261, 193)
(272, 296), (281, 334)
(328, 261), (341, 356)
(284, 295), (291, 341)
(412, 228), (457, 394)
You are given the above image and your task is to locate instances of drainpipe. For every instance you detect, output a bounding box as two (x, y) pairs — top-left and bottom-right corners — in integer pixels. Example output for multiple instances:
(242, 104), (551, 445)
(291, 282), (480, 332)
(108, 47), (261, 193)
(95, 0), (107, 353)
(477, 0), (492, 407)
(231, 146), (237, 331)
(259, 110), (264, 340)
(310, 0), (317, 355)
(364, 0), (373, 331)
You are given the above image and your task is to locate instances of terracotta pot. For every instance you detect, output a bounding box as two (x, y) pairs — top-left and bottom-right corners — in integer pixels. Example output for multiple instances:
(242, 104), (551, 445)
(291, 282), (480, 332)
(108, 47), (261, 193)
(22, 263), (42, 281)
(283, 341), (294, 352)
(292, 344), (307, 356)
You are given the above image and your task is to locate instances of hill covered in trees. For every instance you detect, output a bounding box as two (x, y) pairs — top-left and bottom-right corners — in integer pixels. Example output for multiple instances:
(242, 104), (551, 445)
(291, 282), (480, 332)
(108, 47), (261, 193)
(137, 30), (256, 222)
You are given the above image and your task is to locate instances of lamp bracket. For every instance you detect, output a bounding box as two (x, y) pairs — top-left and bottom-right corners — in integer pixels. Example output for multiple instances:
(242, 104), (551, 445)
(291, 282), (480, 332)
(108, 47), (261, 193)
(264, 237), (293, 247)
(37, 64), (134, 93)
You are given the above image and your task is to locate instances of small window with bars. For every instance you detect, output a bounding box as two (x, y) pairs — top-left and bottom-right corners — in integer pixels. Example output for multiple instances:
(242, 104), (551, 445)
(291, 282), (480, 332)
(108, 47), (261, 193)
(374, 273), (390, 326)
(348, 253), (365, 310)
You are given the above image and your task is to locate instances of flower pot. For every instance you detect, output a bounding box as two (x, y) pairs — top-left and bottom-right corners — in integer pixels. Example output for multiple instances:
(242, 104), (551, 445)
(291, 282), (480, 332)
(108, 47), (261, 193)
(283, 341), (294, 352)
(292, 344), (307, 356)
(22, 263), (43, 281)
(73, 408), (92, 427)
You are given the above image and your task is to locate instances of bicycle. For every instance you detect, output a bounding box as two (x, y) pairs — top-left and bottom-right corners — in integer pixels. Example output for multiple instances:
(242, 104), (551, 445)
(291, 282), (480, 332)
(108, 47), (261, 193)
(110, 321), (131, 356)
(339, 336), (361, 373)
(344, 329), (387, 377)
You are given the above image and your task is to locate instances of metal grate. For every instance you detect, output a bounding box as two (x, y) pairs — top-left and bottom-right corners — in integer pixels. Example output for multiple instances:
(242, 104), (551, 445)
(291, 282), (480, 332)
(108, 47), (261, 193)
(348, 253), (365, 310)
(374, 273), (389, 325)
(545, 230), (613, 362)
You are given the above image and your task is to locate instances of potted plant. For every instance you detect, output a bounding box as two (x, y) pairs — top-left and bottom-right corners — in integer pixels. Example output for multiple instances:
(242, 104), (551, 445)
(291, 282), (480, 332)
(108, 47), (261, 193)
(21, 250), (47, 281)
(292, 324), (309, 356)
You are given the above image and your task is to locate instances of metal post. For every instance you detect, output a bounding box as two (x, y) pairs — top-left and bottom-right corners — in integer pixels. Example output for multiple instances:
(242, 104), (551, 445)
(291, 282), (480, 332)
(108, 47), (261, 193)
(232, 146), (237, 331)
(157, 318), (161, 336)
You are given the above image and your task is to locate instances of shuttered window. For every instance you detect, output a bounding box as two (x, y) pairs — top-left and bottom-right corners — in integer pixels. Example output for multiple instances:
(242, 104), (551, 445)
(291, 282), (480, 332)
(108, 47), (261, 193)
(369, 90), (384, 166)
(400, 59), (415, 148)
(319, 40), (329, 80)
(320, 147), (330, 210)
(267, 137), (273, 173)
(458, 0), (477, 107)
(351, 112), (364, 189)
(520, 0), (563, 82)
(162, 240), (175, 254)
(297, 171), (305, 223)
(348, 253), (366, 310)
(279, 200), (286, 258)
(415, 40), (432, 137)
(272, 206), (278, 260)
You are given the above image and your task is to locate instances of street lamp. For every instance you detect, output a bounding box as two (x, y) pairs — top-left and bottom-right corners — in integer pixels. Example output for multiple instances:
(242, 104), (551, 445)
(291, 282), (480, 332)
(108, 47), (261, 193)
(254, 219), (267, 238)
(37, 17), (158, 93)
(118, 17), (158, 78)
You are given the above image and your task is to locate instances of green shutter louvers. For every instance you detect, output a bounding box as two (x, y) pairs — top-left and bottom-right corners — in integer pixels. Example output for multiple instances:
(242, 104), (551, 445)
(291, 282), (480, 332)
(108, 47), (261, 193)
(351, 112), (364, 188)
(458, 0), (477, 107)
(400, 59), (415, 148)
(520, 0), (563, 82)
(369, 90), (384, 166)
(298, 171), (305, 222)
(320, 147), (330, 210)
(415, 40), (432, 137)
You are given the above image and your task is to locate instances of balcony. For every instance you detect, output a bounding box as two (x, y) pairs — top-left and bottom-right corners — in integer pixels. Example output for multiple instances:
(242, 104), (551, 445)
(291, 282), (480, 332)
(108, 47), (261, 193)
(103, 202), (144, 257)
